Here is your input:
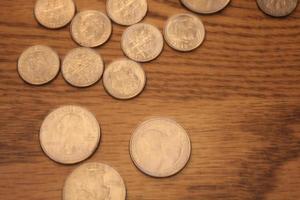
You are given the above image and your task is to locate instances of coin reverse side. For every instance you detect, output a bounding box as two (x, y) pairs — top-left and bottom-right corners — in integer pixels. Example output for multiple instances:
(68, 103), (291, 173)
(40, 105), (101, 164)
(257, 0), (298, 17)
(181, 0), (230, 14)
(130, 117), (191, 177)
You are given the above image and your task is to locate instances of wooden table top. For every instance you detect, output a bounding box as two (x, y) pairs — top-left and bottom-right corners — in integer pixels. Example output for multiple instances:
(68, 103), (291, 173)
(0, 0), (299, 199)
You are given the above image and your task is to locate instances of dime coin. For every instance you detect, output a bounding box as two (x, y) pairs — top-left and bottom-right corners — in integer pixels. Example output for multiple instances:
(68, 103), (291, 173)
(181, 0), (230, 14)
(63, 162), (126, 200)
(34, 0), (76, 29)
(257, 0), (298, 17)
(103, 58), (146, 100)
(62, 48), (104, 87)
(130, 117), (191, 177)
(71, 10), (112, 47)
(40, 105), (101, 164)
(164, 13), (205, 52)
(121, 23), (164, 62)
(106, 0), (148, 26)
(17, 45), (60, 85)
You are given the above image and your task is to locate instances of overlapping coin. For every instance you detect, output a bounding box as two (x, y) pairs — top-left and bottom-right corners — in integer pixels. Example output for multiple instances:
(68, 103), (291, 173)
(63, 162), (126, 200)
(164, 13), (205, 52)
(181, 0), (230, 14)
(257, 0), (298, 17)
(18, 45), (60, 85)
(130, 117), (191, 177)
(40, 105), (101, 164)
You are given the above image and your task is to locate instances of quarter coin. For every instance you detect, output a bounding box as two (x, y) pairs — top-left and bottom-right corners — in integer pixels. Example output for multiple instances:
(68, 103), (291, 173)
(164, 13), (205, 52)
(130, 117), (191, 177)
(121, 23), (164, 62)
(106, 0), (148, 26)
(62, 48), (104, 87)
(71, 10), (112, 47)
(17, 45), (60, 85)
(103, 58), (146, 100)
(40, 105), (101, 164)
(181, 0), (230, 14)
(63, 162), (126, 200)
(257, 0), (298, 17)
(34, 0), (76, 29)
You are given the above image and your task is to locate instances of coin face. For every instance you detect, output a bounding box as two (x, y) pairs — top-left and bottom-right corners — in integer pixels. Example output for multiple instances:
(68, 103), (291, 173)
(34, 0), (76, 29)
(71, 10), (112, 47)
(164, 13), (205, 52)
(18, 45), (60, 85)
(257, 0), (298, 17)
(103, 58), (146, 99)
(121, 23), (164, 62)
(40, 105), (101, 164)
(181, 0), (230, 14)
(62, 48), (104, 87)
(63, 162), (126, 200)
(106, 0), (148, 26)
(130, 117), (191, 177)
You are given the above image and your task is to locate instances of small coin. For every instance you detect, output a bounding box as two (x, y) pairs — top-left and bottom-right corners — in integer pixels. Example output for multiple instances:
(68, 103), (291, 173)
(63, 162), (126, 200)
(71, 10), (112, 47)
(130, 117), (191, 177)
(181, 0), (230, 14)
(257, 0), (298, 17)
(17, 45), (60, 85)
(106, 0), (148, 26)
(103, 58), (146, 100)
(34, 0), (76, 29)
(40, 105), (101, 164)
(121, 23), (164, 62)
(62, 48), (104, 87)
(164, 13), (205, 52)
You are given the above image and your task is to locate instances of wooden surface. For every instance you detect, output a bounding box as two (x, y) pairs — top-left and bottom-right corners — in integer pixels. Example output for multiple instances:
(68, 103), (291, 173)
(0, 0), (300, 199)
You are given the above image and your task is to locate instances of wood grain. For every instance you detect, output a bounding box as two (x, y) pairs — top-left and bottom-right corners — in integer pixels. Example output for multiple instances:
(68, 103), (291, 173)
(0, 0), (300, 199)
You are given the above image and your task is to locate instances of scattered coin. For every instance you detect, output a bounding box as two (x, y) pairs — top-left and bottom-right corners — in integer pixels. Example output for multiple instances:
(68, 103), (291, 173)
(63, 162), (126, 200)
(121, 23), (164, 62)
(34, 0), (76, 29)
(181, 0), (230, 14)
(71, 10), (112, 47)
(62, 48), (104, 87)
(164, 13), (205, 52)
(130, 117), (191, 177)
(257, 0), (298, 17)
(103, 58), (146, 100)
(40, 105), (101, 164)
(106, 0), (148, 26)
(18, 45), (60, 85)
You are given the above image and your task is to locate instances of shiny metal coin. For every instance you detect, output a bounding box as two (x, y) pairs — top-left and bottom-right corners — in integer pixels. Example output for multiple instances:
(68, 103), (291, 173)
(181, 0), (230, 14)
(257, 0), (298, 17)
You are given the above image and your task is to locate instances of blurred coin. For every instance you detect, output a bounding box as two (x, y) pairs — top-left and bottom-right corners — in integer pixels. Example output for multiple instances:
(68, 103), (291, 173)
(130, 117), (191, 177)
(181, 0), (230, 14)
(40, 105), (101, 164)
(18, 45), (60, 85)
(121, 23), (163, 62)
(34, 0), (76, 29)
(71, 10), (112, 47)
(106, 0), (148, 26)
(257, 0), (298, 17)
(62, 48), (104, 87)
(164, 13), (205, 52)
(103, 58), (146, 99)
(63, 162), (126, 200)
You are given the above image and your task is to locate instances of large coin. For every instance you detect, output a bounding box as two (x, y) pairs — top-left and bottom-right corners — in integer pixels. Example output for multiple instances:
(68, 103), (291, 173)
(106, 0), (148, 26)
(34, 0), (76, 29)
(40, 105), (101, 164)
(62, 48), (104, 87)
(130, 117), (191, 177)
(121, 23), (164, 62)
(257, 0), (298, 17)
(18, 45), (60, 85)
(63, 162), (126, 200)
(103, 58), (146, 100)
(71, 10), (112, 47)
(164, 13), (205, 52)
(181, 0), (230, 14)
